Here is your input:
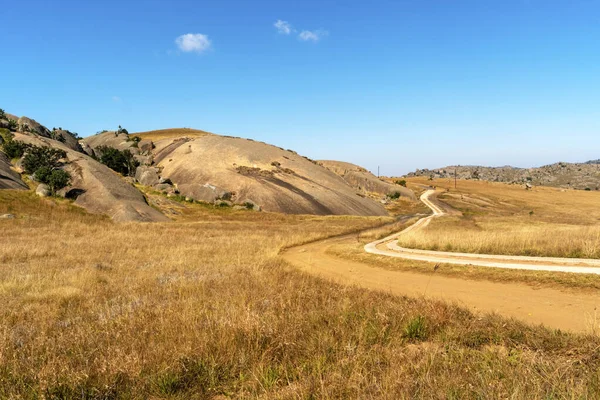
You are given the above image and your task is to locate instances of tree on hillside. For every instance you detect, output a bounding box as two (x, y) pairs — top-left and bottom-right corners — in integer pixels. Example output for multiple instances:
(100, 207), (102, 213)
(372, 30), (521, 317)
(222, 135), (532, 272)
(0, 109), (5, 119)
(96, 145), (139, 176)
(22, 146), (66, 175)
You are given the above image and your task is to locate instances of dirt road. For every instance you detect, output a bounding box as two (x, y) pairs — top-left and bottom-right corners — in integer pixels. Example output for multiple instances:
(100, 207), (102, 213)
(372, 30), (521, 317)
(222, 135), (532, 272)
(367, 190), (600, 274)
(281, 191), (600, 333)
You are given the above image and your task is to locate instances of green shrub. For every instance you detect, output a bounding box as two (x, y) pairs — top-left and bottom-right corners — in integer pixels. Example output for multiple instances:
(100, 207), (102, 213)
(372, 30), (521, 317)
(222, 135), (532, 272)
(34, 166), (70, 194)
(46, 169), (71, 193)
(1, 139), (28, 159)
(22, 146), (66, 175)
(0, 128), (12, 142)
(0, 108), (5, 119)
(395, 179), (407, 187)
(96, 145), (139, 176)
(7, 119), (18, 131)
(387, 191), (401, 200)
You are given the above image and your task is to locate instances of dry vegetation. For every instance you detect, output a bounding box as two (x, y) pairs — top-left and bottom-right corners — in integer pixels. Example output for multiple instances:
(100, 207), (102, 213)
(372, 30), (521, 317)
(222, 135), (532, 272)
(132, 128), (213, 141)
(4, 189), (600, 398)
(398, 177), (600, 259)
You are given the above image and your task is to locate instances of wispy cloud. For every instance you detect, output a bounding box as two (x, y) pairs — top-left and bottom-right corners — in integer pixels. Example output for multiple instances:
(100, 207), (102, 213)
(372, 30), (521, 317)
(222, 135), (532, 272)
(274, 20), (328, 43)
(274, 20), (293, 35)
(112, 96), (122, 103)
(298, 29), (328, 42)
(175, 33), (212, 53)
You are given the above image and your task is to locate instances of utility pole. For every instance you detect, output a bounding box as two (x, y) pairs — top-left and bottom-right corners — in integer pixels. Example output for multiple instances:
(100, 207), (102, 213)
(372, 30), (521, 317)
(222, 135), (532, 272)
(377, 166), (380, 178)
(455, 167), (457, 189)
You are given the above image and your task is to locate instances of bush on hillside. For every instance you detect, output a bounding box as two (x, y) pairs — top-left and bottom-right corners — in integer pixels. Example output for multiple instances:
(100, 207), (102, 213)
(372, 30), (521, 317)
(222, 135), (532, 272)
(387, 191), (402, 200)
(7, 119), (18, 131)
(2, 139), (28, 159)
(35, 167), (71, 194)
(96, 145), (139, 176)
(0, 108), (5, 119)
(395, 179), (407, 187)
(22, 146), (66, 175)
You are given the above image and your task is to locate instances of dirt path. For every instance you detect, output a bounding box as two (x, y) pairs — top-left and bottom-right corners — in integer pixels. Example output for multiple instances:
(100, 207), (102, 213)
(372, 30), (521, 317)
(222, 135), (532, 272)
(367, 190), (600, 274)
(281, 191), (600, 333)
(282, 235), (600, 333)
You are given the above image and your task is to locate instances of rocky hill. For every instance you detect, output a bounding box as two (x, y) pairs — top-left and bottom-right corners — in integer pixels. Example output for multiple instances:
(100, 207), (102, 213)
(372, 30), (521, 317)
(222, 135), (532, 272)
(405, 162), (600, 190)
(81, 131), (390, 216)
(0, 109), (399, 219)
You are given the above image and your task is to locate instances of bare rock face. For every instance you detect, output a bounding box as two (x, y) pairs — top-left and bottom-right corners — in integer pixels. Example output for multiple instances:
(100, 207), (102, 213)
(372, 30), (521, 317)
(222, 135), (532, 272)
(12, 132), (168, 222)
(135, 166), (161, 187)
(17, 116), (51, 137)
(0, 152), (28, 190)
(318, 160), (416, 200)
(184, 183), (231, 203)
(50, 129), (83, 152)
(150, 135), (389, 216)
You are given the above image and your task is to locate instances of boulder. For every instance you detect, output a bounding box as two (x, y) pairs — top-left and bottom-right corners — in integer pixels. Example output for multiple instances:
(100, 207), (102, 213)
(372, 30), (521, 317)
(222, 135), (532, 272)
(184, 183), (231, 203)
(135, 166), (160, 186)
(17, 116), (51, 137)
(154, 183), (174, 193)
(51, 130), (83, 152)
(242, 199), (261, 212)
(138, 139), (155, 154)
(0, 152), (28, 190)
(36, 184), (50, 197)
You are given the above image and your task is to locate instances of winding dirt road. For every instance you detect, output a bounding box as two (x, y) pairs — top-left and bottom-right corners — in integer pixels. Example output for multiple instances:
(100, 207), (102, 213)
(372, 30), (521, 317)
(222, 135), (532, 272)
(366, 190), (600, 274)
(281, 190), (600, 333)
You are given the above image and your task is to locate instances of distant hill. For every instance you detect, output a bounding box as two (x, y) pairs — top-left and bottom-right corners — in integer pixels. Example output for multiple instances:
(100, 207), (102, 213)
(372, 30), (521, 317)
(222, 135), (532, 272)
(405, 162), (600, 190)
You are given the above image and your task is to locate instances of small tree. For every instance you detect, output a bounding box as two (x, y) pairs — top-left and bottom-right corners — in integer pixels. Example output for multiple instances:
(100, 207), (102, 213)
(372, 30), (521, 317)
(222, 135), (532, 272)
(96, 145), (139, 176)
(395, 179), (407, 187)
(34, 166), (70, 194)
(22, 146), (66, 175)
(46, 169), (71, 194)
(2, 140), (28, 159)
(0, 108), (5, 119)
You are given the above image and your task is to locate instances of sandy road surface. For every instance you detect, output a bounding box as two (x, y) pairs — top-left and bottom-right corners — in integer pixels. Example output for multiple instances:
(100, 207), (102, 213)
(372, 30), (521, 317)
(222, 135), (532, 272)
(281, 191), (600, 333)
(367, 190), (600, 274)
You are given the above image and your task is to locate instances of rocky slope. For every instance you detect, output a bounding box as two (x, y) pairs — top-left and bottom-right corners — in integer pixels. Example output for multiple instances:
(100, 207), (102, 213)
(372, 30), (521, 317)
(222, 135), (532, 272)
(318, 160), (415, 200)
(406, 162), (600, 190)
(0, 112), (168, 222)
(0, 151), (28, 190)
(82, 131), (391, 216)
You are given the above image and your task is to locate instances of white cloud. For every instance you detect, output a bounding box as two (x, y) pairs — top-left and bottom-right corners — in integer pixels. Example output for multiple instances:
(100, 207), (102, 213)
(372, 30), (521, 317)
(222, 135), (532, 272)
(175, 33), (212, 53)
(298, 29), (328, 42)
(274, 20), (293, 35)
(112, 96), (122, 103)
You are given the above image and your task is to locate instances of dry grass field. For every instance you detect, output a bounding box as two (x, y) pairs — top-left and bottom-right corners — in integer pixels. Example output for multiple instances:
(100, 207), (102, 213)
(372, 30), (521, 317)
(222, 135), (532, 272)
(132, 128), (213, 141)
(397, 177), (600, 259)
(4, 189), (600, 398)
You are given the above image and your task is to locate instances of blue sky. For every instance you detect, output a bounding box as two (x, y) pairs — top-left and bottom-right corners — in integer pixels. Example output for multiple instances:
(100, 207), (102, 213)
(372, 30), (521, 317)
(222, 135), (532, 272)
(2, 0), (599, 175)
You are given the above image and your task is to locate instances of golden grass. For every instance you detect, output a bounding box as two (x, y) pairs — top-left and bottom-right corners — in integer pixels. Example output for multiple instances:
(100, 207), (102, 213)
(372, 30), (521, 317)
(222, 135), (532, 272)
(396, 177), (600, 258)
(132, 128), (213, 141)
(4, 190), (600, 397)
